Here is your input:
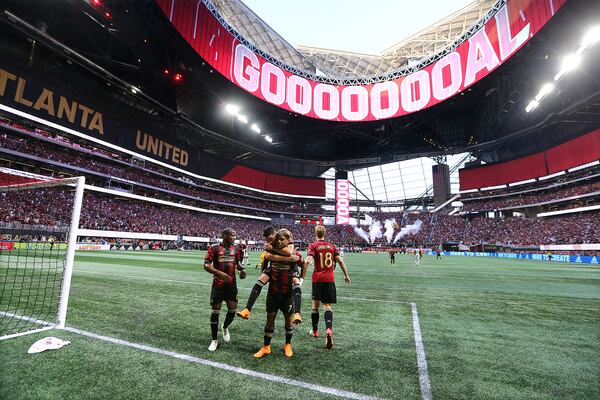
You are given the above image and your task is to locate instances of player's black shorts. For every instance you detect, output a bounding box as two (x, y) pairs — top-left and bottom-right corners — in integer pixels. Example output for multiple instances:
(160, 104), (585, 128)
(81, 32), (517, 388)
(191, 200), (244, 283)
(311, 282), (337, 304)
(266, 293), (294, 314)
(210, 285), (238, 305)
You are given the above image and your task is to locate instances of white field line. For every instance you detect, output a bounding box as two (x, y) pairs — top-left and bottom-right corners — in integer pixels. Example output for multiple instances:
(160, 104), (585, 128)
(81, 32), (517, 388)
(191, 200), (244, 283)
(411, 303), (432, 400)
(76, 269), (430, 396)
(0, 310), (54, 326)
(0, 311), (55, 341)
(64, 326), (383, 400)
(3, 271), (432, 399)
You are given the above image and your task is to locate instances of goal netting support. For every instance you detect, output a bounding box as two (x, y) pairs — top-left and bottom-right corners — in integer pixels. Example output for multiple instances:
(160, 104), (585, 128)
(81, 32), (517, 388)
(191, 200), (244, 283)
(0, 168), (84, 340)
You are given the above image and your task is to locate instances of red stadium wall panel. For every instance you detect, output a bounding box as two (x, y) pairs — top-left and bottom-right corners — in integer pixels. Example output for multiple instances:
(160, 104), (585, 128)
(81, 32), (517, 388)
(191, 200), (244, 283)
(545, 129), (600, 174)
(459, 153), (548, 190)
(459, 129), (600, 190)
(222, 165), (325, 197)
(155, 0), (565, 122)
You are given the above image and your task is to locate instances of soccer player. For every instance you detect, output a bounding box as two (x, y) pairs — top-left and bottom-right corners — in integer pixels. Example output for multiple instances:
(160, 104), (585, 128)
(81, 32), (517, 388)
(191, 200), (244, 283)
(303, 225), (351, 349)
(254, 229), (304, 358)
(414, 247), (423, 267)
(203, 228), (246, 352)
(389, 250), (396, 264)
(239, 240), (250, 266)
(238, 227), (304, 324)
(436, 246), (442, 260)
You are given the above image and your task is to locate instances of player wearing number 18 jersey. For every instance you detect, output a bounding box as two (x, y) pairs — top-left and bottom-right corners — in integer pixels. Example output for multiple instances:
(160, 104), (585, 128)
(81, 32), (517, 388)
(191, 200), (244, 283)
(303, 225), (350, 349)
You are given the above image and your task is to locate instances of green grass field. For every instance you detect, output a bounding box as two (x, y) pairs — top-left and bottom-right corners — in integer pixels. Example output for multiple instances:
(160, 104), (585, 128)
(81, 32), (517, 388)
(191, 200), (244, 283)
(1, 250), (599, 400)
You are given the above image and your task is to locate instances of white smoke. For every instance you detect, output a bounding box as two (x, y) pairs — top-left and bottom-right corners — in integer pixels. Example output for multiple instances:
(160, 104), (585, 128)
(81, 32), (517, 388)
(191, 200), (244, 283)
(383, 218), (397, 243)
(353, 226), (370, 243)
(353, 217), (420, 245)
(393, 219), (423, 244)
(368, 220), (383, 244)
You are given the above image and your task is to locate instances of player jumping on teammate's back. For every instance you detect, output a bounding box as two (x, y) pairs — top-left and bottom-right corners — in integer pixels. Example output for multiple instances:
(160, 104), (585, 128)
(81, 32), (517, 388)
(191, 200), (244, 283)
(203, 228), (246, 351)
(303, 225), (350, 349)
(253, 229), (304, 358)
(238, 227), (304, 324)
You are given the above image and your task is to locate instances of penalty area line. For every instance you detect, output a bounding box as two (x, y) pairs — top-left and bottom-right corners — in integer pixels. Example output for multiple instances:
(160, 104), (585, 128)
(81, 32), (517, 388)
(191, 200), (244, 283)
(411, 303), (432, 400)
(63, 326), (384, 400)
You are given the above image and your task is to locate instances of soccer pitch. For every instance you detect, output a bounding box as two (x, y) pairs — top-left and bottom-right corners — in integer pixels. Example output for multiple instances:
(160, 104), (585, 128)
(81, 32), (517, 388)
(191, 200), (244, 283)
(1, 251), (599, 399)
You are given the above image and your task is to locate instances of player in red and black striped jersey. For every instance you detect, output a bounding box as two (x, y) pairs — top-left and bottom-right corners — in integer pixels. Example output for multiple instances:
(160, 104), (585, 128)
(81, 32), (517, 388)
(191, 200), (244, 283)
(303, 225), (350, 349)
(238, 226), (304, 325)
(254, 229), (304, 359)
(203, 228), (246, 352)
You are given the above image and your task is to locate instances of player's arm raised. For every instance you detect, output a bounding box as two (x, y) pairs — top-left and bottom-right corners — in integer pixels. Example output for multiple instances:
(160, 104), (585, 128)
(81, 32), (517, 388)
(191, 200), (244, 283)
(336, 256), (351, 285)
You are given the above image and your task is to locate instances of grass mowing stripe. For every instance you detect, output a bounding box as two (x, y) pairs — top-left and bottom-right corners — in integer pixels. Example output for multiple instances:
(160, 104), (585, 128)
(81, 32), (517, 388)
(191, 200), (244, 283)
(76, 270), (212, 286)
(76, 270), (413, 304)
(64, 326), (385, 400)
(411, 303), (432, 400)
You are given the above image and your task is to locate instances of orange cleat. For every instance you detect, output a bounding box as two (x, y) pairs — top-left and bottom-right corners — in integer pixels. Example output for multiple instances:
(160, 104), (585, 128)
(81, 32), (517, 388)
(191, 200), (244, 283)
(253, 345), (271, 358)
(237, 308), (251, 320)
(283, 343), (293, 358)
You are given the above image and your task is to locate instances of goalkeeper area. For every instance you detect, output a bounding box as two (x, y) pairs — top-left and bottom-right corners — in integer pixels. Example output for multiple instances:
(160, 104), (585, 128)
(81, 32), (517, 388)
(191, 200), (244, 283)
(1, 251), (599, 399)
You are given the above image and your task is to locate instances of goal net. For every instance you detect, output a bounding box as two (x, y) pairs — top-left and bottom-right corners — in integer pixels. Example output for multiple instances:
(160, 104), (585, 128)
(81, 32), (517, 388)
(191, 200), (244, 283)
(0, 167), (84, 340)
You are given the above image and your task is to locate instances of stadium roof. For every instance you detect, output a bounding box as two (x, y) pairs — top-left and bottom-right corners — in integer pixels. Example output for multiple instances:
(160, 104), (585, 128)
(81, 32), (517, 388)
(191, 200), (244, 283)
(211, 0), (496, 80)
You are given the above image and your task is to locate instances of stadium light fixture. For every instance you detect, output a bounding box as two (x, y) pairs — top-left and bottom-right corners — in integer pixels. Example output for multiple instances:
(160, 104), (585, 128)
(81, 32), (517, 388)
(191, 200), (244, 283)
(581, 26), (600, 49)
(237, 115), (248, 124)
(534, 83), (554, 102)
(554, 54), (582, 81)
(265, 135), (273, 143)
(250, 124), (261, 133)
(225, 104), (240, 115)
(525, 100), (539, 113)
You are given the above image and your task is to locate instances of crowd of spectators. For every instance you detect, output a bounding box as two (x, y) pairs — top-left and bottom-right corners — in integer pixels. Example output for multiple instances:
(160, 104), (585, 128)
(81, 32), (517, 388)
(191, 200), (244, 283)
(461, 164), (600, 213)
(1, 129), (322, 215)
(2, 185), (598, 252)
(462, 179), (600, 212)
(2, 118), (599, 255)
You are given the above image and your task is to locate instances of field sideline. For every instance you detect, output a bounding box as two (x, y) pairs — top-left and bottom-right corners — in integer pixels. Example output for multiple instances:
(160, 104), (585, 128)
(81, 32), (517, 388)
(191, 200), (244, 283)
(1, 250), (599, 399)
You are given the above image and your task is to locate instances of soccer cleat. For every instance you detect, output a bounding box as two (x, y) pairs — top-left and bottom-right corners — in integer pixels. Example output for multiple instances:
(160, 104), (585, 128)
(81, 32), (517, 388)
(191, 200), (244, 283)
(221, 325), (230, 342)
(325, 328), (333, 349)
(208, 340), (218, 352)
(283, 343), (293, 358)
(293, 312), (302, 325)
(253, 345), (271, 358)
(308, 329), (319, 338)
(237, 308), (251, 320)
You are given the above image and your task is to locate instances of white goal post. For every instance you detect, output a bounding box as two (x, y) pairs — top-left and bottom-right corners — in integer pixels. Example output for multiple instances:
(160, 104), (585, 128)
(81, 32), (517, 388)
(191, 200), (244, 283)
(0, 167), (85, 340)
